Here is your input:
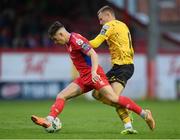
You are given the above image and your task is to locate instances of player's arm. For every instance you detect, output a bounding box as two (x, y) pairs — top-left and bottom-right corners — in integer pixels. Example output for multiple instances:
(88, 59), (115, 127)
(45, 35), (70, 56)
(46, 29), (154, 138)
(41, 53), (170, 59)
(89, 34), (105, 48)
(86, 49), (101, 83)
(89, 24), (110, 48)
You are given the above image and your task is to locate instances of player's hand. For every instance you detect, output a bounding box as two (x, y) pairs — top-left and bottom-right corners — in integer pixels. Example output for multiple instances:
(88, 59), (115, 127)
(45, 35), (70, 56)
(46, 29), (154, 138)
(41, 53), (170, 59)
(92, 71), (101, 83)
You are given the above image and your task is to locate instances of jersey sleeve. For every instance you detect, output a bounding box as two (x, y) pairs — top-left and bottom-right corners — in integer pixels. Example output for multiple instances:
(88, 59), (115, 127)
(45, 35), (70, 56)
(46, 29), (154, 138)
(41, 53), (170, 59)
(99, 23), (112, 39)
(89, 34), (105, 48)
(89, 23), (112, 48)
(73, 36), (92, 54)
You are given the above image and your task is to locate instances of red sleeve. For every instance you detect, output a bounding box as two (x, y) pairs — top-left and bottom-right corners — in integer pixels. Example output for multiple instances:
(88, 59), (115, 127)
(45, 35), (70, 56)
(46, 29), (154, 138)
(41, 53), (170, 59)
(72, 33), (92, 54)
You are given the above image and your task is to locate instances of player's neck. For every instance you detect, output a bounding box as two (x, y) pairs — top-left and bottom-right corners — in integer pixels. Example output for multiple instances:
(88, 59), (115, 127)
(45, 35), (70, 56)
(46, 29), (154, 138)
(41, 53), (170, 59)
(108, 17), (115, 22)
(66, 32), (71, 44)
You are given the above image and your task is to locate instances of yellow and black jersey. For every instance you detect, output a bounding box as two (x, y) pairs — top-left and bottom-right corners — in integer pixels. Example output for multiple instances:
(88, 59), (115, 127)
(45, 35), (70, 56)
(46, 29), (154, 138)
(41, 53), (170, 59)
(90, 20), (134, 65)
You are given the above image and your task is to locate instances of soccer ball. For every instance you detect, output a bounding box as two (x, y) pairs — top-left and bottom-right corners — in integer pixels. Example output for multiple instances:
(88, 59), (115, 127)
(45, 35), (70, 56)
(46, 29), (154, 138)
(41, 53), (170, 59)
(45, 117), (62, 133)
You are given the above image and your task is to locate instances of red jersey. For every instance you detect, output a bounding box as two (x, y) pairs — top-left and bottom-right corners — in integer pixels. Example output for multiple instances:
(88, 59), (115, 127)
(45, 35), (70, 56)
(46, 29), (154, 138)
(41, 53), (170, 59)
(66, 33), (103, 77)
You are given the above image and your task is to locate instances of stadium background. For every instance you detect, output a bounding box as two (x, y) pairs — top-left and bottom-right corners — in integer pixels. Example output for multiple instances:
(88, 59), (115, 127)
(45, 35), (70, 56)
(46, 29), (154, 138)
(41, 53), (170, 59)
(0, 0), (180, 139)
(0, 0), (180, 100)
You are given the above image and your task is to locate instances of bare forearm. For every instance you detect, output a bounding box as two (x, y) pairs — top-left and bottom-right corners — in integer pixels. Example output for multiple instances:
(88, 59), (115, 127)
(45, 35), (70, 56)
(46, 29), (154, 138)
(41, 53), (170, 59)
(87, 49), (99, 73)
(90, 52), (99, 73)
(87, 49), (101, 83)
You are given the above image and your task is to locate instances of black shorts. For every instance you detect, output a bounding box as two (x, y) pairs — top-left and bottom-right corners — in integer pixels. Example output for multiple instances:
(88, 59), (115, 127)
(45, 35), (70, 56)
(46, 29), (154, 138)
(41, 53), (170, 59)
(106, 64), (134, 87)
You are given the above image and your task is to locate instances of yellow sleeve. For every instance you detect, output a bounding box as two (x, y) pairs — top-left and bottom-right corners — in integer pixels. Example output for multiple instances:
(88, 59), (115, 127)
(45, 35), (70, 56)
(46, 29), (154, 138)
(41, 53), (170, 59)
(89, 34), (106, 48)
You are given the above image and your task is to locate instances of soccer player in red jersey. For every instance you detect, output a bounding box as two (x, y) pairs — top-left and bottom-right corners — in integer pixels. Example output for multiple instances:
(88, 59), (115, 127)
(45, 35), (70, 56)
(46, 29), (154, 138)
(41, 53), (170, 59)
(31, 21), (155, 131)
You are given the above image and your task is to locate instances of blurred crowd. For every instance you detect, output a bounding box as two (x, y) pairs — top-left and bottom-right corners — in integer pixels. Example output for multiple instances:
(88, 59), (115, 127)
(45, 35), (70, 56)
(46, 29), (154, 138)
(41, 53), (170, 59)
(0, 0), (50, 48)
(0, 0), (107, 49)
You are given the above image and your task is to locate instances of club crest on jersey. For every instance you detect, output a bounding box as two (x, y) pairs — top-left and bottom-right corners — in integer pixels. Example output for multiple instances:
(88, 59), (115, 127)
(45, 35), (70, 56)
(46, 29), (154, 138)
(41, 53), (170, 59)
(100, 25), (109, 35)
(76, 39), (84, 45)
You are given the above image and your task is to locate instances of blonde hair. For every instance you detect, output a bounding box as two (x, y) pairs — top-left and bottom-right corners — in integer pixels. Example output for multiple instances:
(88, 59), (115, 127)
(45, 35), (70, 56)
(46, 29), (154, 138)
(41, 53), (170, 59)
(97, 5), (115, 17)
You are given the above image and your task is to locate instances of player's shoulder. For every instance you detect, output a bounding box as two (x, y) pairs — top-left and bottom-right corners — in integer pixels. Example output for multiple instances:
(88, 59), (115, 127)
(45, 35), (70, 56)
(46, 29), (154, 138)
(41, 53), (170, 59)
(71, 33), (87, 45)
(104, 20), (117, 26)
(70, 32), (90, 50)
(113, 20), (127, 28)
(101, 20), (119, 31)
(100, 22), (111, 35)
(73, 32), (88, 41)
(72, 32), (82, 38)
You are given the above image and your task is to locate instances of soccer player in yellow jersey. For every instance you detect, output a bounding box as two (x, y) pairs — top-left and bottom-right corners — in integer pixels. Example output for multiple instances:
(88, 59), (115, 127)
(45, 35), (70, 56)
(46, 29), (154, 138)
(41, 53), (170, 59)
(90, 6), (137, 134)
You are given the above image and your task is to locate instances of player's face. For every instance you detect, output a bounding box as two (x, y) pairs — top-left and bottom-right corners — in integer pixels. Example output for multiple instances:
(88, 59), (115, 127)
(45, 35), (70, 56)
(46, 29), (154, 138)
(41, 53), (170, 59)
(98, 12), (109, 25)
(53, 32), (66, 45)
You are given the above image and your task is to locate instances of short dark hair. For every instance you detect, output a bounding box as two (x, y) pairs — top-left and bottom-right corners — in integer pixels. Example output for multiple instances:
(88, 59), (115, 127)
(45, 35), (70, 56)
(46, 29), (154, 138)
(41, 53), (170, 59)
(97, 5), (115, 16)
(48, 21), (64, 39)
